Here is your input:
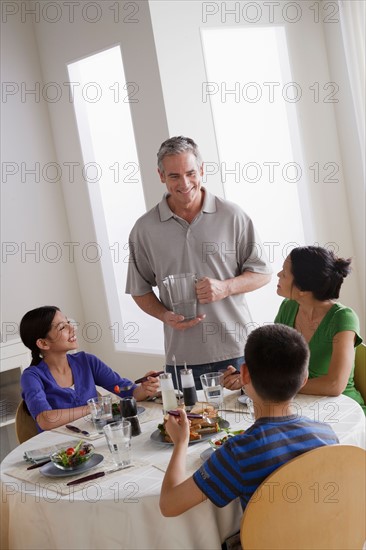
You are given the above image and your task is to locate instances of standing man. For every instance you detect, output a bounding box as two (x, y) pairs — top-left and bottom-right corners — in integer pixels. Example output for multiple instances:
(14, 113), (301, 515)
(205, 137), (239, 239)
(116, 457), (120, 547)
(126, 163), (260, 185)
(126, 136), (271, 388)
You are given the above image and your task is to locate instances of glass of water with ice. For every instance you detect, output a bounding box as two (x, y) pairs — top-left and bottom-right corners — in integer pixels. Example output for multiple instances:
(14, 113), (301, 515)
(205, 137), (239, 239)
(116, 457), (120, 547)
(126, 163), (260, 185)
(103, 420), (132, 468)
(200, 372), (224, 407)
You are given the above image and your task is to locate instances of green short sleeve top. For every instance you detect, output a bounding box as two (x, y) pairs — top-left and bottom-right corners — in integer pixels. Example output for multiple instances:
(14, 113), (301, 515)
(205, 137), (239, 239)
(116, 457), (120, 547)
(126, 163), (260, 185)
(274, 299), (364, 407)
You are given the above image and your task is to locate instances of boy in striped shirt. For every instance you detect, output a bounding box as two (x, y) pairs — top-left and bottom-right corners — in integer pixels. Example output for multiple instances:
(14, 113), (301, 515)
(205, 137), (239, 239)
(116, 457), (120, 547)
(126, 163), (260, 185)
(160, 324), (339, 516)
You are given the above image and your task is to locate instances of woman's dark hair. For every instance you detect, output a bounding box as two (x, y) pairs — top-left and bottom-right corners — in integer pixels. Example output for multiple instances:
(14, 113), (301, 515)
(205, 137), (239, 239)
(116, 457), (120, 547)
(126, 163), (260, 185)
(19, 306), (60, 366)
(245, 324), (309, 402)
(290, 246), (352, 301)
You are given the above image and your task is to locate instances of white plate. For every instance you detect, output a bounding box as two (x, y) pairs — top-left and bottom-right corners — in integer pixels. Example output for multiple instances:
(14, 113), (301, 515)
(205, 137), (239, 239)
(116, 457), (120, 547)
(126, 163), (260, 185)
(238, 395), (251, 405)
(150, 419), (230, 446)
(40, 454), (104, 477)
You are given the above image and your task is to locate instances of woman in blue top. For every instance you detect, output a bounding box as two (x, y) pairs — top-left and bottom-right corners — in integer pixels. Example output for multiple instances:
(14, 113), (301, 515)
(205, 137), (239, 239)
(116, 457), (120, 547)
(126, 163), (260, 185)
(20, 306), (160, 431)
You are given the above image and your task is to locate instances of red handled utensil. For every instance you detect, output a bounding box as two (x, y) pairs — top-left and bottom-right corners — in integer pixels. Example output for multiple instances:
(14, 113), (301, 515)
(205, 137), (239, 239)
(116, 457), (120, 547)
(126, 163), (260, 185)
(27, 459), (51, 470)
(134, 370), (164, 384)
(66, 424), (90, 436)
(167, 410), (203, 419)
(66, 464), (134, 486)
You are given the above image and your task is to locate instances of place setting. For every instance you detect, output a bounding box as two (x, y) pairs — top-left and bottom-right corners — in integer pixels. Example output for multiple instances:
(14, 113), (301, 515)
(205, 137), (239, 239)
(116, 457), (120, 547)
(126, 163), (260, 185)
(149, 363), (231, 446)
(51, 393), (147, 440)
(147, 364), (255, 477)
(7, 416), (148, 495)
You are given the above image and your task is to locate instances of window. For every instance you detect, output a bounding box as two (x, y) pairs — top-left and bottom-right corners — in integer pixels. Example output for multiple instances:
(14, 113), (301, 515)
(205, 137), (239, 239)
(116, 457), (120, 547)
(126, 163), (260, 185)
(68, 47), (164, 353)
(201, 26), (309, 323)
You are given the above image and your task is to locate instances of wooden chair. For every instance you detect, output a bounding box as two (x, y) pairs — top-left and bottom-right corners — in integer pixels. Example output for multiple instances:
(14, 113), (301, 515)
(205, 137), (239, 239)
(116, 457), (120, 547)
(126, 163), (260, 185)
(354, 343), (366, 402)
(15, 400), (38, 443)
(240, 445), (366, 550)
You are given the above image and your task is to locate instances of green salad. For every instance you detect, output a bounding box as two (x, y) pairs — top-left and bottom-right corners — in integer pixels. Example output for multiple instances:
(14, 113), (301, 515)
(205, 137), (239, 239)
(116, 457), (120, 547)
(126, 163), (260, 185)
(52, 440), (94, 468)
(209, 429), (245, 449)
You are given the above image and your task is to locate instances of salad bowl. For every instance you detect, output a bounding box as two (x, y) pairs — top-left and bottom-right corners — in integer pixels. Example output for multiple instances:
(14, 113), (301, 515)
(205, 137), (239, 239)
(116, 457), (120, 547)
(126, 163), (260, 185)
(50, 441), (94, 470)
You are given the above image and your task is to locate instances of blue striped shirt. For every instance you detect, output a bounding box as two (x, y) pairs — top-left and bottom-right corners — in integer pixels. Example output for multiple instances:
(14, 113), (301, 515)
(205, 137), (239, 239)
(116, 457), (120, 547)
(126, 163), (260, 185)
(193, 415), (339, 509)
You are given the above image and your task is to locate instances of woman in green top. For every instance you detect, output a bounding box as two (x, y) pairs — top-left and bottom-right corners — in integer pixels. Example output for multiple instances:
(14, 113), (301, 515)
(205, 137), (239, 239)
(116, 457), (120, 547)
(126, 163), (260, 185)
(274, 246), (364, 410)
(223, 246), (364, 412)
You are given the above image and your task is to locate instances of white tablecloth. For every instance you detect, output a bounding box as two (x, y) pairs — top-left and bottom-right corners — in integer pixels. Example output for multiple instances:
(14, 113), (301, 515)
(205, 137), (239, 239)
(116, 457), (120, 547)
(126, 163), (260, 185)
(1, 392), (365, 550)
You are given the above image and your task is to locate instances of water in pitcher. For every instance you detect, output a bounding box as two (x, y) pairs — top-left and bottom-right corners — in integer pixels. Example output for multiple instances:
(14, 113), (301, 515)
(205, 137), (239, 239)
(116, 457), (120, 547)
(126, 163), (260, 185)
(162, 273), (197, 320)
(172, 299), (197, 320)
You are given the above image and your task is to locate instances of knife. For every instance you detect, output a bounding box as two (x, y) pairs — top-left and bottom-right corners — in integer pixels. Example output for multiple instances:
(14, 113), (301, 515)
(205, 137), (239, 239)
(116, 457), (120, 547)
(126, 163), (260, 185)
(66, 424), (90, 436)
(27, 459), (51, 470)
(66, 464), (134, 486)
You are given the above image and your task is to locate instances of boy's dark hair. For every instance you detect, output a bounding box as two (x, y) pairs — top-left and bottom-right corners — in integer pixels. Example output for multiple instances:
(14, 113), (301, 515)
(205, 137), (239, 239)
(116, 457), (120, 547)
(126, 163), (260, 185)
(245, 324), (309, 402)
(20, 306), (60, 366)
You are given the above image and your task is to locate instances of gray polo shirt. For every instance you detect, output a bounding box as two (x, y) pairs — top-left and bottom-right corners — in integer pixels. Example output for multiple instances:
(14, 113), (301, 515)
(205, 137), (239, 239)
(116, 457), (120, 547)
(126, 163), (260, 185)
(126, 189), (271, 364)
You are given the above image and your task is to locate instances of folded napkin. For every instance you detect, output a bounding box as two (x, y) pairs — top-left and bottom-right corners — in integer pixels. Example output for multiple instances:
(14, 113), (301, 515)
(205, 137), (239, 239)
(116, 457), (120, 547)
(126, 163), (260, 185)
(137, 401), (164, 424)
(24, 439), (80, 464)
(221, 390), (248, 412)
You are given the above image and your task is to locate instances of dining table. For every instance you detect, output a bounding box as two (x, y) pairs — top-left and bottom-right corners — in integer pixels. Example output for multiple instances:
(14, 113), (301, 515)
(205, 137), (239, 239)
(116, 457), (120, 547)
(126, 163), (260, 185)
(1, 390), (365, 550)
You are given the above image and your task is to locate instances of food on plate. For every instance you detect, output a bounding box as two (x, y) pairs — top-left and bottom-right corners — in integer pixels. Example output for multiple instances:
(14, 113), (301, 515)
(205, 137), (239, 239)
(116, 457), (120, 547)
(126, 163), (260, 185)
(50, 440), (94, 469)
(209, 429), (245, 449)
(190, 402), (218, 418)
(158, 402), (220, 443)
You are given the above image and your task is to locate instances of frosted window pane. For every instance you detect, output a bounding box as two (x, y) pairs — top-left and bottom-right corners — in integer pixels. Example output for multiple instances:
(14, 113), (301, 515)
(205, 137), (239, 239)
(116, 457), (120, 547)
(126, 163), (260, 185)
(201, 27), (307, 324)
(68, 47), (164, 353)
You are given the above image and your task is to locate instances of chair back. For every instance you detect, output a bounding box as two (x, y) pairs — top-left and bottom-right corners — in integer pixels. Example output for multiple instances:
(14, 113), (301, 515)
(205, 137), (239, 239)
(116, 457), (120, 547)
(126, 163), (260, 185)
(15, 400), (38, 443)
(354, 343), (366, 402)
(240, 445), (366, 550)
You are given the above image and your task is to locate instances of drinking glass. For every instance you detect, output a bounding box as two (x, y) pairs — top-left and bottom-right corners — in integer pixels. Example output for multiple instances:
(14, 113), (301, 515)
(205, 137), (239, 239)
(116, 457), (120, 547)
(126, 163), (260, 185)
(87, 396), (113, 434)
(103, 420), (132, 467)
(200, 372), (224, 407)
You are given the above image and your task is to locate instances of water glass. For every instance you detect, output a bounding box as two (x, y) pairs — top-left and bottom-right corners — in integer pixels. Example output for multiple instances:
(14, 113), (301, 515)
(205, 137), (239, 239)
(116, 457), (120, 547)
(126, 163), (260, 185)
(87, 396), (113, 434)
(103, 420), (132, 467)
(200, 372), (224, 407)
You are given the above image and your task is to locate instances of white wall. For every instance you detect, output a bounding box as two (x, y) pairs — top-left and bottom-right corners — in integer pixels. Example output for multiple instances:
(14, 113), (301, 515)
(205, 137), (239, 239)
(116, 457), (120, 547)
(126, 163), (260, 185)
(1, 0), (364, 367)
(149, 0), (365, 334)
(14, 0), (168, 376)
(1, 5), (85, 344)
